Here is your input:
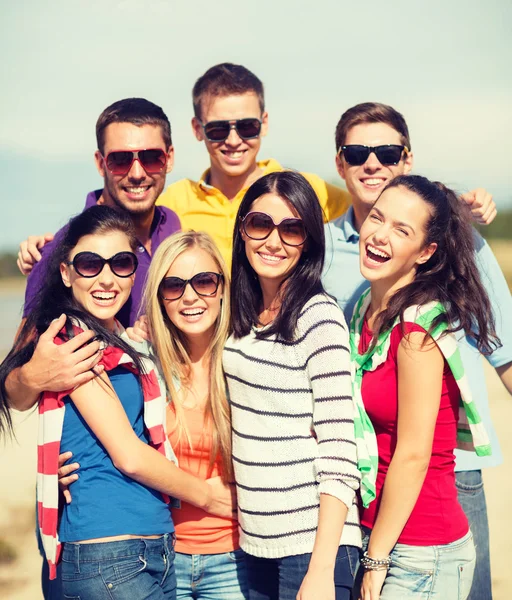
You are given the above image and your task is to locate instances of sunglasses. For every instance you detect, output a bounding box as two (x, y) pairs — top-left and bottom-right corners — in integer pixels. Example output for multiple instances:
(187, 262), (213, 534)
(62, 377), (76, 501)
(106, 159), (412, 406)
(103, 149), (168, 176)
(338, 144), (409, 166)
(67, 251), (138, 278)
(200, 118), (262, 142)
(241, 212), (307, 247)
(159, 272), (223, 301)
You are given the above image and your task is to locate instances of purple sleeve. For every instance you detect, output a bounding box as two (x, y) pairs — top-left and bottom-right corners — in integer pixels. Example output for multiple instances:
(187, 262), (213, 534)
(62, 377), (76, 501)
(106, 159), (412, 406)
(23, 225), (68, 318)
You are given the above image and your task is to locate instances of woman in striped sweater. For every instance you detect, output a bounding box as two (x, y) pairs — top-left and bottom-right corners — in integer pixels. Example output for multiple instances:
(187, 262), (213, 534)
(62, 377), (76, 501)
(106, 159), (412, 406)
(224, 171), (361, 600)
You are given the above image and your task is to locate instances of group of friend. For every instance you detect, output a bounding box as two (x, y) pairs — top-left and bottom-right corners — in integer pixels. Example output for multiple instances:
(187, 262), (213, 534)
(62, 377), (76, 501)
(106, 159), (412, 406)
(1, 63), (511, 600)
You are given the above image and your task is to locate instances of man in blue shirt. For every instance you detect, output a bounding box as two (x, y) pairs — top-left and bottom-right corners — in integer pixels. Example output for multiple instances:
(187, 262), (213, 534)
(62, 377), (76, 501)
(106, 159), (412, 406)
(323, 102), (512, 600)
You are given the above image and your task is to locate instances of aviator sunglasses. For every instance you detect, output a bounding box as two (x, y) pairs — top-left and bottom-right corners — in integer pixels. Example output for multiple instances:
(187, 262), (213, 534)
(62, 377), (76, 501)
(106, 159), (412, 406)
(241, 212), (307, 247)
(67, 251), (138, 278)
(200, 118), (262, 142)
(103, 149), (168, 176)
(338, 144), (409, 166)
(159, 272), (223, 301)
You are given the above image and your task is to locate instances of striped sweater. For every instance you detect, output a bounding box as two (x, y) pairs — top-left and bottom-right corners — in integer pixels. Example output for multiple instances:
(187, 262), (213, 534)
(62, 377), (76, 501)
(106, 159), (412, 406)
(223, 294), (361, 558)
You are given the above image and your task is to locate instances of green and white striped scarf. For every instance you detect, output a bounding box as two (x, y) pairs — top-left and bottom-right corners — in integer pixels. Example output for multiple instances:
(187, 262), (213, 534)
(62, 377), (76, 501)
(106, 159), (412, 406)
(349, 289), (491, 508)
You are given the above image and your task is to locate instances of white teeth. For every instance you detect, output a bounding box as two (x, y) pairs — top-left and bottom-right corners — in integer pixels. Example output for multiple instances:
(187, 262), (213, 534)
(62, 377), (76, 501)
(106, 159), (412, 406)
(363, 179), (385, 186)
(259, 253), (282, 262)
(182, 309), (205, 316)
(224, 151), (244, 158)
(367, 244), (390, 258)
(126, 186), (149, 193)
(92, 292), (116, 300)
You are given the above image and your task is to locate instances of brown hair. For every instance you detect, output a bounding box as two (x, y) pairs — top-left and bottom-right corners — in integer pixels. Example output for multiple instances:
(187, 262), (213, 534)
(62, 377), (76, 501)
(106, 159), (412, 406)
(370, 175), (499, 356)
(192, 63), (264, 120)
(335, 102), (411, 152)
(96, 98), (172, 154)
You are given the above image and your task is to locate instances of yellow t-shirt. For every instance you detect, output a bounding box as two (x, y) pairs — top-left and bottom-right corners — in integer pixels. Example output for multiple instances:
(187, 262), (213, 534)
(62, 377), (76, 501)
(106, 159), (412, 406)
(157, 158), (351, 267)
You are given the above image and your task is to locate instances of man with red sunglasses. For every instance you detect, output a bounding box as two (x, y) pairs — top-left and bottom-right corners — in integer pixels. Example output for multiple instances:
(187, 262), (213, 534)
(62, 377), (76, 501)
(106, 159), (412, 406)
(322, 102), (511, 600)
(20, 98), (179, 328)
(154, 62), (352, 267)
(7, 97), (180, 433)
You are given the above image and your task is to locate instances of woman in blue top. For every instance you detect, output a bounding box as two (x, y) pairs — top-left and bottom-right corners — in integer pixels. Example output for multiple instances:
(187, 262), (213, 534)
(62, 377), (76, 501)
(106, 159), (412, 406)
(0, 206), (234, 600)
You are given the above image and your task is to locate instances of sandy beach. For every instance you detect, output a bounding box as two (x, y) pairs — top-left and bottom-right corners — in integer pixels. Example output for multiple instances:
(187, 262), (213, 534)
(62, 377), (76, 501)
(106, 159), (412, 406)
(0, 360), (510, 599)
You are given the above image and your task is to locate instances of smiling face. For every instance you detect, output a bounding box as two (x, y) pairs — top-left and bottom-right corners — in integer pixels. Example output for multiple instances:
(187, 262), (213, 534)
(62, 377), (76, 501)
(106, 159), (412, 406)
(241, 192), (305, 289)
(60, 231), (135, 330)
(160, 248), (223, 345)
(95, 122), (174, 217)
(337, 122), (413, 220)
(359, 185), (437, 291)
(192, 92), (268, 181)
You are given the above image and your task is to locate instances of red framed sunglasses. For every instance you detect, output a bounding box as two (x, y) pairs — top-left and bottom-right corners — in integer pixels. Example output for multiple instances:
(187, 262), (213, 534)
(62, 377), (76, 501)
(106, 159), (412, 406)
(103, 148), (168, 176)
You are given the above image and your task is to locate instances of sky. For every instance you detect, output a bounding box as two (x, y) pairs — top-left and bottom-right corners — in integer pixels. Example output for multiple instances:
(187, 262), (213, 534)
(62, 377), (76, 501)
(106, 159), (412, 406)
(0, 0), (510, 251)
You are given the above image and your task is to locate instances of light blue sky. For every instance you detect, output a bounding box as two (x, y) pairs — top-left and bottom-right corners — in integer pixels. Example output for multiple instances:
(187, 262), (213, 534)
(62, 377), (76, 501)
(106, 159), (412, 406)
(0, 0), (510, 250)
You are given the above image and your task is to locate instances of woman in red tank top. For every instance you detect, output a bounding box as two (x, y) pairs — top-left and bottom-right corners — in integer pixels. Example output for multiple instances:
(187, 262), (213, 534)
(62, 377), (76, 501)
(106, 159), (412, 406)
(353, 175), (499, 600)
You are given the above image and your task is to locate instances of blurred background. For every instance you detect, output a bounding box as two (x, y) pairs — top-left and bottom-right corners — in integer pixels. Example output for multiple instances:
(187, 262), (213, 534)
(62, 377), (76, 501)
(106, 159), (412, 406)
(0, 0), (511, 598)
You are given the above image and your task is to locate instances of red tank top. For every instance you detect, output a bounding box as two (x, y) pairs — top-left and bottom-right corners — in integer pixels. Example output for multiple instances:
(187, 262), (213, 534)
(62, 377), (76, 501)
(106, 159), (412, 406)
(359, 321), (469, 545)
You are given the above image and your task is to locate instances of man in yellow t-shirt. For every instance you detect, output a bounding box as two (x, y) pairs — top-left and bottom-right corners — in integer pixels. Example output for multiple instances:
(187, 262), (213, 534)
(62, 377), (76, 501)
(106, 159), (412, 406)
(157, 63), (350, 266)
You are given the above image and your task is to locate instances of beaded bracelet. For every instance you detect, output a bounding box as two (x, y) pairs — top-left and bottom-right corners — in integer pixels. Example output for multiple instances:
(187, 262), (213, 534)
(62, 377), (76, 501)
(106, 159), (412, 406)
(360, 551), (392, 571)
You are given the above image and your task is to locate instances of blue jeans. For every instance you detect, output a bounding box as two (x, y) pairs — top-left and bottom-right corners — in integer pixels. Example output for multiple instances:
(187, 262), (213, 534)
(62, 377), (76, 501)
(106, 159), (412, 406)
(456, 469), (492, 600)
(356, 530), (475, 599)
(61, 535), (176, 599)
(243, 545), (359, 600)
(174, 549), (249, 599)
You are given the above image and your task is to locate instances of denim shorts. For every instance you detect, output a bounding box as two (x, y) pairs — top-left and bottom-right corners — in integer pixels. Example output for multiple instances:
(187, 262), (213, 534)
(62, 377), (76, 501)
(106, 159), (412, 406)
(61, 534), (176, 599)
(357, 530), (476, 600)
(174, 548), (249, 599)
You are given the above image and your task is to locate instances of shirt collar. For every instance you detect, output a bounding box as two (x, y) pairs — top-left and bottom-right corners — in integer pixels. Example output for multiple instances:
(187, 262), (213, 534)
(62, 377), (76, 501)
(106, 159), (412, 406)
(197, 158), (281, 193)
(331, 206), (359, 243)
(84, 188), (167, 242)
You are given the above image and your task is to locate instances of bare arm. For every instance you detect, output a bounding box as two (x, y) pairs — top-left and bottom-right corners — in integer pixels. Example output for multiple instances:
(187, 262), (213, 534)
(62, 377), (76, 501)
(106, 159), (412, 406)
(298, 494), (349, 600)
(298, 302), (359, 600)
(360, 332), (443, 600)
(6, 315), (104, 411)
(69, 371), (233, 516)
(496, 362), (512, 395)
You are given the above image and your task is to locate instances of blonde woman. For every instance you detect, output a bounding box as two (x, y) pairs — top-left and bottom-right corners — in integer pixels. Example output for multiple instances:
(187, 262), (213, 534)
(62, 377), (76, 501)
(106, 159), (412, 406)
(142, 231), (247, 600)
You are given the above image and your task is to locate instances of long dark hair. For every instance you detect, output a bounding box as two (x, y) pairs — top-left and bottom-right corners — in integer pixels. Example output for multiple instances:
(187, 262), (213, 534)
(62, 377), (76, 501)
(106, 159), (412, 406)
(231, 171), (326, 341)
(371, 175), (500, 355)
(0, 205), (145, 437)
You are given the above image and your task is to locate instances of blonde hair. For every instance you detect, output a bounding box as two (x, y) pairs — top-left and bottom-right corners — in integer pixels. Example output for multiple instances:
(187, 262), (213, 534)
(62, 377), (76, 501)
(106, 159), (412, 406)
(142, 231), (233, 481)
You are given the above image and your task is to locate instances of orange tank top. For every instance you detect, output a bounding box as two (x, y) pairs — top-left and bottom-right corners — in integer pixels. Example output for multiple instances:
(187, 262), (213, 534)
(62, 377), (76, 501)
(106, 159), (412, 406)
(167, 404), (239, 554)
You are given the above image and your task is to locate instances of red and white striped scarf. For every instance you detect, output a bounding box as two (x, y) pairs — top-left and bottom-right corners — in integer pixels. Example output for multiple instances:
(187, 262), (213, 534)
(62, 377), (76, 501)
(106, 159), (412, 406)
(36, 321), (173, 579)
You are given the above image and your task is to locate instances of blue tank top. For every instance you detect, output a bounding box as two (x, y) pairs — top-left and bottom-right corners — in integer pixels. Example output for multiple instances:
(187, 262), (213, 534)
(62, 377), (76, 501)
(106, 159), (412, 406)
(58, 366), (174, 542)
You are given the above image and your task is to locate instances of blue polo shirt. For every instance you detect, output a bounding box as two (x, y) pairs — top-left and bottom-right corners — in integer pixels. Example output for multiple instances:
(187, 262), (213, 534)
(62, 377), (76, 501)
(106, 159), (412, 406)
(322, 207), (512, 471)
(23, 190), (181, 327)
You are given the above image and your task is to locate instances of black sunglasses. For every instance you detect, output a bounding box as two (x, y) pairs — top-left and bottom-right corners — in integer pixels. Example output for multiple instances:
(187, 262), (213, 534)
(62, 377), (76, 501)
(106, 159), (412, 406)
(339, 144), (409, 166)
(67, 251), (138, 278)
(159, 272), (223, 301)
(241, 212), (307, 247)
(200, 118), (262, 142)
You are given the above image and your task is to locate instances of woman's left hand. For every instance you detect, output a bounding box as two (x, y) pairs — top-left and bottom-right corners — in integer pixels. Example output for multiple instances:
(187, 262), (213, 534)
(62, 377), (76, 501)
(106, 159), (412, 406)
(297, 568), (334, 600)
(359, 569), (387, 600)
